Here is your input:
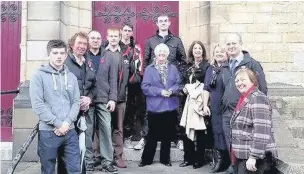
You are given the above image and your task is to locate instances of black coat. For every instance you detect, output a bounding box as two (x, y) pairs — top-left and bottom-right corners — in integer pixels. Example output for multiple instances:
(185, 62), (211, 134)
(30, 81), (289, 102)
(144, 30), (187, 83)
(65, 53), (96, 99)
(220, 51), (268, 115)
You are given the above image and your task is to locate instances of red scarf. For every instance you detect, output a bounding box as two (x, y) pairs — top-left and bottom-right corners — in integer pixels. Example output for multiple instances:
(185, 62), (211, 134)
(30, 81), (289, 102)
(231, 85), (256, 165)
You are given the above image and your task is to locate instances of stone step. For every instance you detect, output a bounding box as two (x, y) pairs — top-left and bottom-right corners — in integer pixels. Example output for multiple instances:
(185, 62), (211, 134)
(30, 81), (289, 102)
(276, 147), (304, 174)
(123, 142), (184, 162)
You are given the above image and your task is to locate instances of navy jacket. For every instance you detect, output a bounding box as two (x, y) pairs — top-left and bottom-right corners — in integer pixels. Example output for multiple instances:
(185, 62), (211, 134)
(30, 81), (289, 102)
(220, 51), (267, 115)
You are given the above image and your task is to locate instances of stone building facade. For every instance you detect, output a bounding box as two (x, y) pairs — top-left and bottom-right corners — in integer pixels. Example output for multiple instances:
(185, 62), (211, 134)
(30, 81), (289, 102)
(21, 1), (304, 86)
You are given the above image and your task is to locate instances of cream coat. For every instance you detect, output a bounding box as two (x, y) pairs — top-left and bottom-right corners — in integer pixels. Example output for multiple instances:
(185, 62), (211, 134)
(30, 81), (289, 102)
(180, 81), (207, 141)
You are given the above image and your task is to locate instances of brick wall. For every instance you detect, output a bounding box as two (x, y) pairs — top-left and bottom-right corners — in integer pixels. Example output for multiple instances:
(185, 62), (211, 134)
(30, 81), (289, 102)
(21, 1), (92, 81)
(180, 1), (304, 85)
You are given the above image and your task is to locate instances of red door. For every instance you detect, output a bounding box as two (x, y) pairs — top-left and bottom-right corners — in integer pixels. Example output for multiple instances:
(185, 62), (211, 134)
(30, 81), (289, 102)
(1, 1), (21, 142)
(93, 1), (179, 48)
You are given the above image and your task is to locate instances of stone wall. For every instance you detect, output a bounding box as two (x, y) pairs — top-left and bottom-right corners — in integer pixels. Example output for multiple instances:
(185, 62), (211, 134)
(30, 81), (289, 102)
(179, 1), (304, 86)
(21, 1), (92, 81)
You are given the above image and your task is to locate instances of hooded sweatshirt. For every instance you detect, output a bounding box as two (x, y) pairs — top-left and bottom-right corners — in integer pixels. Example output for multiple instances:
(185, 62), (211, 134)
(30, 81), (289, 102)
(29, 64), (80, 131)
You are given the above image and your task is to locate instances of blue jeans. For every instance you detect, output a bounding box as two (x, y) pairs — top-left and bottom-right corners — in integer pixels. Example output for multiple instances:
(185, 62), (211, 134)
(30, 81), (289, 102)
(38, 129), (80, 174)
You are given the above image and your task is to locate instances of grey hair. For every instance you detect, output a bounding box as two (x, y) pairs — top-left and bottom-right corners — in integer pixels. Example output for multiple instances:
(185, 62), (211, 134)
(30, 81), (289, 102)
(154, 43), (170, 57)
(226, 33), (243, 44)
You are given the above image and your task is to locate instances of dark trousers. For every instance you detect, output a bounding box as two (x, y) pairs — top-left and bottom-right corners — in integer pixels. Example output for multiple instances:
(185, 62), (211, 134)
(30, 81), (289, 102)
(84, 106), (96, 166)
(141, 110), (177, 164)
(222, 109), (233, 169)
(182, 130), (206, 164)
(38, 129), (80, 174)
(111, 102), (126, 160)
(235, 158), (270, 174)
(124, 84), (148, 139)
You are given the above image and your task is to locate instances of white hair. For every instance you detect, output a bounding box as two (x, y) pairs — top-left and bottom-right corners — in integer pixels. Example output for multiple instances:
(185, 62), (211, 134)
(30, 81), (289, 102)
(154, 43), (170, 57)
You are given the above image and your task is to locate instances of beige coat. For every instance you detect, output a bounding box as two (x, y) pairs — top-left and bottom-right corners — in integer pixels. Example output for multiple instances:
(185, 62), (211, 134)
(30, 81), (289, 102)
(180, 81), (207, 141)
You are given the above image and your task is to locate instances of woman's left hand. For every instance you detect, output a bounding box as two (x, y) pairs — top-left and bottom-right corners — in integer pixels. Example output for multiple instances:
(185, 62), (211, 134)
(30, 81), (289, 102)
(246, 157), (257, 172)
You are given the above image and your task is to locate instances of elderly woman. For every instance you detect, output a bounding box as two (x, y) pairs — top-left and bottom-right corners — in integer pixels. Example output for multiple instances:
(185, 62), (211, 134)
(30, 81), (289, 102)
(179, 41), (210, 169)
(138, 43), (182, 167)
(203, 44), (229, 173)
(230, 68), (277, 174)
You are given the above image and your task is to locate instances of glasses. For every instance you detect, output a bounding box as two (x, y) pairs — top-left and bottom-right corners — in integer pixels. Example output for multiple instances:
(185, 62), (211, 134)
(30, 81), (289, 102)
(90, 37), (101, 40)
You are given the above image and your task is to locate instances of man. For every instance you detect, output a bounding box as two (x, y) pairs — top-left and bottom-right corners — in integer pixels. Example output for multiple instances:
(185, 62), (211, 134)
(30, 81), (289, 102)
(94, 27), (119, 173)
(143, 14), (187, 150)
(64, 32), (96, 172)
(220, 33), (267, 174)
(119, 22), (146, 150)
(104, 27), (130, 169)
(30, 40), (81, 174)
(84, 30), (103, 170)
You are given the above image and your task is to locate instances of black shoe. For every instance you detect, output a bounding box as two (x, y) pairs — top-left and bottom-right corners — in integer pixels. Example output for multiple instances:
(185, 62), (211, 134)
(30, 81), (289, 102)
(138, 161), (151, 167)
(101, 164), (118, 173)
(193, 162), (205, 169)
(210, 149), (223, 173)
(94, 157), (102, 167)
(86, 164), (94, 171)
(161, 162), (172, 167)
(179, 161), (193, 167)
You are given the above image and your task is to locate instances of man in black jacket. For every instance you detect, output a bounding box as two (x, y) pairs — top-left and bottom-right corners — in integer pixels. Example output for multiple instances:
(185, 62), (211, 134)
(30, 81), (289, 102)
(142, 14), (187, 151)
(220, 33), (267, 174)
(64, 32), (96, 173)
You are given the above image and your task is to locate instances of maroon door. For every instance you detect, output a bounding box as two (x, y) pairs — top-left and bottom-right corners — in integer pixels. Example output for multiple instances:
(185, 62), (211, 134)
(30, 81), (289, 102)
(93, 1), (179, 49)
(1, 1), (21, 142)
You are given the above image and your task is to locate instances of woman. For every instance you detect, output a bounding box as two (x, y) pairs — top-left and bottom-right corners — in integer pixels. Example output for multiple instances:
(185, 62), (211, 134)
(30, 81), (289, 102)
(203, 44), (229, 173)
(230, 68), (277, 174)
(179, 41), (210, 169)
(139, 43), (182, 167)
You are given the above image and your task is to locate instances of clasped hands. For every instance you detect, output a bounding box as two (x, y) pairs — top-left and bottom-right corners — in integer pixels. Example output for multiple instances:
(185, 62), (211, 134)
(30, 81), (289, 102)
(161, 89), (173, 97)
(54, 121), (71, 136)
(80, 96), (91, 111)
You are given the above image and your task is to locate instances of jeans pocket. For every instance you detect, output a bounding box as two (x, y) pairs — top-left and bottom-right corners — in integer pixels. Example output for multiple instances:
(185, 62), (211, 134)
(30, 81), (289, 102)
(39, 130), (54, 139)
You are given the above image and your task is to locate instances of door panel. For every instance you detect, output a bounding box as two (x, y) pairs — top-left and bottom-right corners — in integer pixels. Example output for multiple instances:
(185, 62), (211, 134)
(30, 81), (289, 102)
(1, 1), (21, 142)
(93, 1), (179, 48)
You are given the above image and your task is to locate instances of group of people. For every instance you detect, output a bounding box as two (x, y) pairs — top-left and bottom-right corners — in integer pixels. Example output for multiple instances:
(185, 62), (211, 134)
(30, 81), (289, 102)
(29, 14), (278, 174)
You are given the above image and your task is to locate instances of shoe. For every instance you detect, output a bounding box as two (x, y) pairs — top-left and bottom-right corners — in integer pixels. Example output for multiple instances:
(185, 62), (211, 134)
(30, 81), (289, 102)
(175, 140), (184, 150)
(124, 137), (134, 149)
(134, 138), (145, 150)
(86, 163), (94, 171)
(193, 162), (205, 169)
(179, 161), (193, 167)
(161, 162), (172, 167)
(114, 158), (127, 168)
(138, 161), (151, 167)
(93, 157), (102, 167)
(101, 164), (118, 173)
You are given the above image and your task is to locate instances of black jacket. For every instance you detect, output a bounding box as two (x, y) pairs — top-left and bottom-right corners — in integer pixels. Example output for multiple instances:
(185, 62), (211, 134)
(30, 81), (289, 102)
(144, 30), (187, 78)
(64, 53), (96, 99)
(185, 60), (210, 84)
(220, 51), (268, 114)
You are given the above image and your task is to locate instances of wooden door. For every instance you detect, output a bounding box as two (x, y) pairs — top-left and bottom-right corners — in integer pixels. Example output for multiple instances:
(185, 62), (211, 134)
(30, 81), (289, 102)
(1, 1), (21, 142)
(93, 1), (179, 48)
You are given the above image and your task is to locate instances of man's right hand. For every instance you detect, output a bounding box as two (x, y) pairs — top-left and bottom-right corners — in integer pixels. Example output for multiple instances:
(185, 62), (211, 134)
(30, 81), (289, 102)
(106, 100), (116, 112)
(57, 122), (70, 135)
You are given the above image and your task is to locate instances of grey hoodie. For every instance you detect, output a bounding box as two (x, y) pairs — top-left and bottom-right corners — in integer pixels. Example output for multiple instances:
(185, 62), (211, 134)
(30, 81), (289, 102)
(29, 64), (80, 131)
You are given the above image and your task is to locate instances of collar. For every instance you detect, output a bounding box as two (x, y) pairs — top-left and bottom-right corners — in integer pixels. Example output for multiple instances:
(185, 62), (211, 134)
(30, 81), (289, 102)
(105, 45), (121, 52)
(49, 63), (64, 73)
(73, 53), (85, 63)
(230, 51), (244, 64)
(89, 48), (101, 56)
(156, 30), (173, 38)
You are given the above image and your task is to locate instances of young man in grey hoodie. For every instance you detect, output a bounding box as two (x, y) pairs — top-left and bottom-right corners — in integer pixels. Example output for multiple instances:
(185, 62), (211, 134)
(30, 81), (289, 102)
(30, 40), (81, 174)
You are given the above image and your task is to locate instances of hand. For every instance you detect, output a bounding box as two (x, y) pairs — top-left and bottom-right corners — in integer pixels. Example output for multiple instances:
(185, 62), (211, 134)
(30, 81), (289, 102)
(161, 90), (171, 97)
(57, 122), (70, 135)
(182, 87), (188, 94)
(106, 100), (116, 112)
(246, 157), (257, 172)
(203, 106), (211, 115)
(80, 96), (91, 109)
(80, 105), (89, 112)
(54, 128), (63, 136)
